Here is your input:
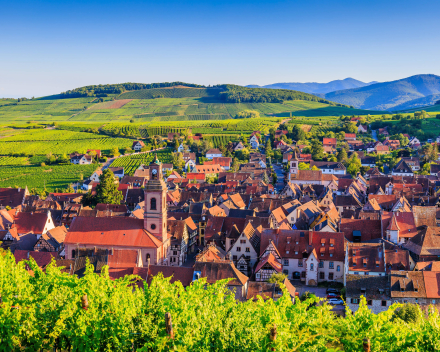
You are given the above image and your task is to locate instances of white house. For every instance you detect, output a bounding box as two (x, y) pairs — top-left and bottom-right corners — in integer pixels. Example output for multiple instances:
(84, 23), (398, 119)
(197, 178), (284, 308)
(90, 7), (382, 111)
(177, 143), (188, 153)
(70, 153), (92, 165)
(132, 141), (145, 152)
(206, 148), (222, 160)
(250, 135), (260, 149)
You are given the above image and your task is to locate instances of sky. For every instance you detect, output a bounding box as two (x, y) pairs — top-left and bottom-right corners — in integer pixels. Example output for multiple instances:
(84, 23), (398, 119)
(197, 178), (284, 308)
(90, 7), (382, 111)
(1, 0), (440, 98)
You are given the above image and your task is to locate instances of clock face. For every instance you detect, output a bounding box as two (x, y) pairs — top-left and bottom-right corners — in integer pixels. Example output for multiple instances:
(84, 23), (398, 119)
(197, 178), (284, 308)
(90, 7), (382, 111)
(152, 169), (157, 175)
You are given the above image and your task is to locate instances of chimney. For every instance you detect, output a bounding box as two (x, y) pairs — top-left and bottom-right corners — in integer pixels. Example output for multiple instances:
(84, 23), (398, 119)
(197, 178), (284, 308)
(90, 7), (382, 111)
(27, 252), (29, 259)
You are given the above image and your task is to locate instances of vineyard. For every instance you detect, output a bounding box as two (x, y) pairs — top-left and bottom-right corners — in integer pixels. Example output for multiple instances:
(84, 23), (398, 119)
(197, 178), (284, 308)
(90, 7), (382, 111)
(0, 156), (28, 166)
(0, 163), (96, 191)
(110, 149), (173, 175)
(203, 135), (239, 147)
(0, 137), (133, 155)
(117, 87), (223, 99)
(1, 252), (440, 351)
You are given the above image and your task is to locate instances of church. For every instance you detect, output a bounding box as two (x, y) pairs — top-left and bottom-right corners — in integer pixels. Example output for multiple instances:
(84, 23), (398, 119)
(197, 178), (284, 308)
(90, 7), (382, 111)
(64, 156), (171, 265)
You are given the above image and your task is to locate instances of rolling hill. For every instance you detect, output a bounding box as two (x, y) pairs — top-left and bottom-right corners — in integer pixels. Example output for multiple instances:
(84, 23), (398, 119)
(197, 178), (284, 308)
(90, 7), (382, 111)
(246, 78), (377, 94)
(391, 94), (440, 112)
(323, 74), (440, 111)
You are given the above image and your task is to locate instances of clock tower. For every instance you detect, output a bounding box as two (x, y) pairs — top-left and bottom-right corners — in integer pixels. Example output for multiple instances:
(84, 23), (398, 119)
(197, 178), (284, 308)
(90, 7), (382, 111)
(144, 154), (168, 244)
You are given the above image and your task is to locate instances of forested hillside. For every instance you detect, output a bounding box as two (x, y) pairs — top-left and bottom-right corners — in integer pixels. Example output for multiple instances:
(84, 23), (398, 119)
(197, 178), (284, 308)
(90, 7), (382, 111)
(1, 251), (440, 351)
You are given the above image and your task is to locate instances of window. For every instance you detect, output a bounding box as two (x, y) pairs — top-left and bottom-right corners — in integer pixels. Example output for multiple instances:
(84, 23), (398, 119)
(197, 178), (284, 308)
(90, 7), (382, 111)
(298, 260), (303, 267)
(337, 265), (340, 272)
(330, 253), (333, 257)
(329, 262), (334, 269)
(367, 300), (372, 306)
(151, 224), (156, 230)
(364, 272), (369, 276)
(284, 259), (289, 266)
(321, 253), (324, 257)
(301, 271), (306, 278)
(150, 197), (157, 210)
(236, 247), (241, 252)
(256, 273), (260, 279)
(351, 298), (359, 304)
(146, 253), (150, 261)
(173, 251), (177, 256)
(329, 273), (334, 280)
(310, 263), (314, 271)
(319, 272), (325, 280)
(319, 261), (324, 268)
(433, 299), (436, 304)
(240, 240), (246, 244)
(72, 250), (76, 258)
(381, 300), (387, 307)
(415, 298), (418, 303)
(233, 255), (237, 261)
(283, 270), (288, 275)
(245, 247), (250, 252)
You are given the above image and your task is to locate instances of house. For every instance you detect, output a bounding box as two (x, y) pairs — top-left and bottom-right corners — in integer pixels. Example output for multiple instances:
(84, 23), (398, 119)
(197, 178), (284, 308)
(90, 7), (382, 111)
(274, 140), (287, 149)
(70, 153), (92, 165)
(226, 223), (260, 276)
(0, 187), (29, 209)
(378, 127), (389, 136)
(408, 137), (420, 146)
(206, 149), (223, 160)
(194, 164), (224, 176)
(403, 226), (440, 262)
(361, 157), (376, 168)
(358, 125), (368, 133)
(246, 279), (296, 302)
(345, 275), (391, 314)
(383, 211), (416, 244)
(33, 225), (68, 254)
(259, 229), (345, 285)
(391, 159), (413, 176)
(288, 152), (337, 186)
(132, 141), (145, 152)
(390, 271), (431, 305)
(232, 142), (245, 151)
(254, 252), (283, 282)
(193, 261), (249, 301)
(109, 167), (125, 179)
(182, 152), (196, 163)
(345, 133), (356, 141)
(310, 161), (346, 175)
(401, 157), (420, 171)
(212, 157), (232, 170)
(64, 156), (171, 266)
(177, 143), (187, 153)
(383, 139), (400, 150)
(375, 145), (390, 155)
(186, 173), (206, 183)
(167, 218), (190, 266)
(323, 138), (337, 149)
(167, 132), (180, 141)
(121, 175), (148, 188)
(430, 163), (440, 176)
(249, 135), (260, 149)
(87, 149), (102, 158)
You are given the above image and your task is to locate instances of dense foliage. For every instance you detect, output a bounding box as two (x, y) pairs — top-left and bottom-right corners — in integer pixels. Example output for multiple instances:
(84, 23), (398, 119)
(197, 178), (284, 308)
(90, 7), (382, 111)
(49, 82), (206, 99)
(2, 251), (440, 351)
(217, 84), (351, 106)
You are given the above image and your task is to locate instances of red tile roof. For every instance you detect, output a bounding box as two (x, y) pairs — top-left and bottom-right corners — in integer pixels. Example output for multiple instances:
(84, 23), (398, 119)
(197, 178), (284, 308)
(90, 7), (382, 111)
(13, 212), (49, 234)
(65, 217), (162, 248)
(14, 250), (56, 268)
(255, 252), (282, 273)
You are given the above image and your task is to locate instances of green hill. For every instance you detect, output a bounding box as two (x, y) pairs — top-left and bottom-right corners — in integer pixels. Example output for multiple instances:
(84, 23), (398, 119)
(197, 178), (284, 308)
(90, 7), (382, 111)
(118, 86), (223, 99)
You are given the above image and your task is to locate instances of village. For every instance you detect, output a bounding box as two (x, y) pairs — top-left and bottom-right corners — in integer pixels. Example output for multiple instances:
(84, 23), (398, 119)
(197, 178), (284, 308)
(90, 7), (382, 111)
(3, 120), (440, 313)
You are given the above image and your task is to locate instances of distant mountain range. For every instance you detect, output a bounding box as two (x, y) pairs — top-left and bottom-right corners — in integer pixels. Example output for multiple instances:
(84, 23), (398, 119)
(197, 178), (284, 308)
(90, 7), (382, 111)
(248, 74), (440, 111)
(323, 74), (440, 111)
(246, 78), (377, 95)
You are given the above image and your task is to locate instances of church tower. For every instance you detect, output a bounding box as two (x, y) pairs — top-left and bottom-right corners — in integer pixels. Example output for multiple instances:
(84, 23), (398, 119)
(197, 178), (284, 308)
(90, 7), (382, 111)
(289, 150), (299, 180)
(144, 154), (168, 243)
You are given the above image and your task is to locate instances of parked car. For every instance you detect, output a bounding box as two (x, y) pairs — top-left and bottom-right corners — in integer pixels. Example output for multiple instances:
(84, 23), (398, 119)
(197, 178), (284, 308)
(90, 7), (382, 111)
(328, 298), (344, 305)
(326, 288), (340, 294)
(327, 293), (341, 299)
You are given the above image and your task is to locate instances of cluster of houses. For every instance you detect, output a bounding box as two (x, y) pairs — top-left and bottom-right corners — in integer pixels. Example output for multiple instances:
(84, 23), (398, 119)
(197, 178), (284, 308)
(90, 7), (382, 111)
(4, 124), (440, 311)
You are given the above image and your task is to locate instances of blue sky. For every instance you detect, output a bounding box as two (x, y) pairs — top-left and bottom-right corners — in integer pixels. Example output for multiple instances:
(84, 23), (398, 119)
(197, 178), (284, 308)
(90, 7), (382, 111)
(1, 0), (439, 98)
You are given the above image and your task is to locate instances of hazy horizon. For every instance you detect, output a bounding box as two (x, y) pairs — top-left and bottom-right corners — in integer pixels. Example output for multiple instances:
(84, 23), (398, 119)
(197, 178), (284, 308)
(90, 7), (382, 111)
(1, 0), (439, 98)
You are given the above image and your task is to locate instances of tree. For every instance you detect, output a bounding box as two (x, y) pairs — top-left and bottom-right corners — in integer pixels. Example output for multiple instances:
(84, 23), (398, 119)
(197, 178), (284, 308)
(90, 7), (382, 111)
(236, 110), (260, 119)
(268, 272), (287, 284)
(95, 169), (123, 205)
(231, 158), (239, 172)
(337, 148), (348, 163)
(346, 153), (362, 176)
(111, 147), (120, 157)
(81, 190), (96, 207)
(291, 125), (306, 141)
(393, 304), (420, 324)
(172, 152), (185, 170)
(123, 147), (132, 154)
(298, 162), (309, 170)
(262, 171), (270, 184)
(265, 140), (274, 158)
(173, 136), (180, 152)
(311, 139), (324, 160)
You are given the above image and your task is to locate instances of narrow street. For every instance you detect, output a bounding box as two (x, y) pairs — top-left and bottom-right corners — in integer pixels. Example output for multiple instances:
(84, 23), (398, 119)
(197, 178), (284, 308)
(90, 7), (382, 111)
(272, 163), (286, 193)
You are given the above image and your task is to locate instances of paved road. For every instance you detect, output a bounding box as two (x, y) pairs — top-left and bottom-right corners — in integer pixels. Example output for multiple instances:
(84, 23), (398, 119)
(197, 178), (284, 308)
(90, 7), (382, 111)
(371, 129), (378, 141)
(294, 282), (345, 310)
(272, 164), (286, 193)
